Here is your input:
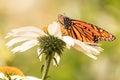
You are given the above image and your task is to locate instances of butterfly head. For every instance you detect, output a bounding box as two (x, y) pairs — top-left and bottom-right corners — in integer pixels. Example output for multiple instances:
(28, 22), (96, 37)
(58, 14), (72, 29)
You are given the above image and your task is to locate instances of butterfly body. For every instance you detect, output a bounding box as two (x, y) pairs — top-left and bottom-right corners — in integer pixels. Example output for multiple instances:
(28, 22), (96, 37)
(58, 14), (116, 43)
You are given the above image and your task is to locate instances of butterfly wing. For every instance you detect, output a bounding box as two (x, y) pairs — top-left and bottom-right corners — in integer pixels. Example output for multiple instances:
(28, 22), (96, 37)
(58, 14), (116, 43)
(67, 20), (96, 43)
(71, 20), (115, 42)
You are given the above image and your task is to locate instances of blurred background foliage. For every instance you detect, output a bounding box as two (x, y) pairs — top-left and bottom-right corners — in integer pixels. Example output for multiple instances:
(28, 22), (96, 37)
(0, 0), (120, 80)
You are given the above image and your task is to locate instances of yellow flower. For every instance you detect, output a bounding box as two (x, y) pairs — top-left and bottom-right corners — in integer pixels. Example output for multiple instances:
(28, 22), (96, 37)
(0, 66), (41, 80)
(0, 66), (24, 76)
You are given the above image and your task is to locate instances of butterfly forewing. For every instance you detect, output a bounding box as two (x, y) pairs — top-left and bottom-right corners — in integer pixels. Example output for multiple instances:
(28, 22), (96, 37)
(58, 14), (116, 43)
(71, 23), (94, 42)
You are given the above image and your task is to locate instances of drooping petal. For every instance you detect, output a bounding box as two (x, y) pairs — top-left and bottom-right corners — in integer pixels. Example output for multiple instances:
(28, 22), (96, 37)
(37, 48), (43, 61)
(5, 26), (46, 38)
(48, 22), (62, 37)
(6, 37), (36, 47)
(62, 36), (74, 49)
(12, 26), (45, 34)
(6, 32), (40, 38)
(74, 43), (97, 59)
(11, 40), (38, 53)
(74, 39), (103, 60)
(53, 53), (60, 66)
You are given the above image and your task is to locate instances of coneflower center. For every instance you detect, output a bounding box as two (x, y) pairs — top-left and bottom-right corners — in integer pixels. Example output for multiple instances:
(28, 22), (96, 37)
(38, 34), (66, 56)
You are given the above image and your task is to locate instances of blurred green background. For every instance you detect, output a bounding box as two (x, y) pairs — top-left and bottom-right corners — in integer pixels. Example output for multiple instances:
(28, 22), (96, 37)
(0, 0), (120, 80)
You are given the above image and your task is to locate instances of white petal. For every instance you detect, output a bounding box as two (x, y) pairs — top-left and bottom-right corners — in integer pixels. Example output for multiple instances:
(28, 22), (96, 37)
(0, 73), (8, 80)
(11, 40), (38, 53)
(0, 73), (4, 78)
(62, 36), (74, 49)
(48, 22), (62, 37)
(74, 39), (103, 60)
(6, 37), (36, 47)
(74, 44), (97, 60)
(11, 75), (21, 80)
(11, 26), (44, 34)
(5, 26), (45, 38)
(53, 53), (60, 66)
(93, 46), (103, 54)
(8, 32), (40, 38)
(11, 75), (41, 80)
(37, 48), (43, 61)
(21, 76), (41, 80)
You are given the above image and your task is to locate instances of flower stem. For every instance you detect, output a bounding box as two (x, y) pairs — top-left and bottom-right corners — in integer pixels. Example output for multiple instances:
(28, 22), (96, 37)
(42, 54), (52, 80)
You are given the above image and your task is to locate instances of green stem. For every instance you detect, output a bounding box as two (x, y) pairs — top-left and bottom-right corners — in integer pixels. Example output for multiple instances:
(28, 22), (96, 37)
(42, 54), (52, 80)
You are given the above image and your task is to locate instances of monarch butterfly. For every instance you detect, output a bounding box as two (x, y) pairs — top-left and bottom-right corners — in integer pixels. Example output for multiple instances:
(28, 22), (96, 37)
(58, 14), (116, 43)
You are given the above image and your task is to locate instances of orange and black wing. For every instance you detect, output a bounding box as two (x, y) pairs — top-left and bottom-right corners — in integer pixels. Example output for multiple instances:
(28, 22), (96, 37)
(58, 14), (116, 43)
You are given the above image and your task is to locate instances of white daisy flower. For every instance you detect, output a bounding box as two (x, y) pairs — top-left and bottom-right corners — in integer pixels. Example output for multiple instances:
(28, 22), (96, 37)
(6, 21), (103, 66)
(6, 22), (73, 66)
